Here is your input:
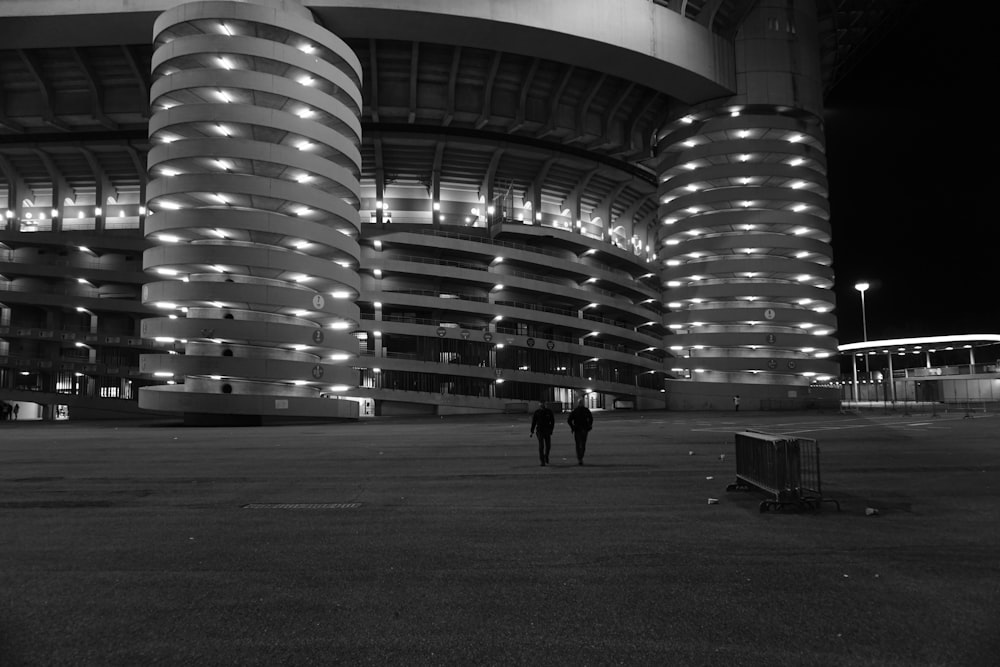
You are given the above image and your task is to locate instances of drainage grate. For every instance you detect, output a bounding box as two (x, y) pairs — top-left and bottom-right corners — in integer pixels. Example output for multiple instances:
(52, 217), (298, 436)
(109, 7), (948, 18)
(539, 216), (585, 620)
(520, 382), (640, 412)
(242, 502), (361, 509)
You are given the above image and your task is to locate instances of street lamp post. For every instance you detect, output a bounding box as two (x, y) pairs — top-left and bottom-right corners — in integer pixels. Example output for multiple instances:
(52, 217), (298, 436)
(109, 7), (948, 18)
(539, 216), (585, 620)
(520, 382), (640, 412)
(855, 281), (870, 344)
(855, 281), (871, 402)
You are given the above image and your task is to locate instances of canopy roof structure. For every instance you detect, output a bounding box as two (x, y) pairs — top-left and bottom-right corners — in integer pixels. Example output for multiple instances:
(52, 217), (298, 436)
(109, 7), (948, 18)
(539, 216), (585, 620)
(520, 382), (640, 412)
(839, 335), (1000, 357)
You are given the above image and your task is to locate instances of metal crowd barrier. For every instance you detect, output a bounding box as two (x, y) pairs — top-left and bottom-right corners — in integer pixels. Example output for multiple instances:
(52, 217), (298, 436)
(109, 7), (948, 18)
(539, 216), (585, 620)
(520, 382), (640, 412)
(726, 430), (840, 512)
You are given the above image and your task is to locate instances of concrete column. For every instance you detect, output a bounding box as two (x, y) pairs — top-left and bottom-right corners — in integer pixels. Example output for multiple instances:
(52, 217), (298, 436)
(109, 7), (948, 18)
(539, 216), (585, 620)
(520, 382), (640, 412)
(852, 354), (859, 402)
(656, 0), (835, 386)
(138, 0), (363, 422)
(887, 351), (895, 402)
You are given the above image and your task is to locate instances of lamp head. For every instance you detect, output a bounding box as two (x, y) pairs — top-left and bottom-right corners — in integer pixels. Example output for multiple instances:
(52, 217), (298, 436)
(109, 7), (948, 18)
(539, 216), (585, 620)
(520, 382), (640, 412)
(854, 281), (870, 293)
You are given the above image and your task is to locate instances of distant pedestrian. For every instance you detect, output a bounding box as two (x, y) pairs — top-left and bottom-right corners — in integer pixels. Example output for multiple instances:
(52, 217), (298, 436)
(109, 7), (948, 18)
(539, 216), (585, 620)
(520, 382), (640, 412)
(530, 401), (555, 466)
(567, 399), (593, 465)
(733, 395), (740, 411)
(11, 403), (18, 420)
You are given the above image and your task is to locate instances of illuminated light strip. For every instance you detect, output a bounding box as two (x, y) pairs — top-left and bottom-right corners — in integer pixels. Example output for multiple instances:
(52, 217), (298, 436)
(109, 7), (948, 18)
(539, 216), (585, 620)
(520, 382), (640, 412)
(839, 334), (1000, 353)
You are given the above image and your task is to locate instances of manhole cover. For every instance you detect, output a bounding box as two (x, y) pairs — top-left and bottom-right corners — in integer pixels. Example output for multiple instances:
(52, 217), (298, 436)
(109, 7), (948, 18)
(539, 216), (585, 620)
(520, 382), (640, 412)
(242, 502), (361, 509)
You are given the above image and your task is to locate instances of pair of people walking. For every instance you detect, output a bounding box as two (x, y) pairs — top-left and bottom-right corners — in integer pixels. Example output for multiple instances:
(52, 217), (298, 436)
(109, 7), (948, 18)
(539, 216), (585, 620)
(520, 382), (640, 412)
(530, 399), (593, 466)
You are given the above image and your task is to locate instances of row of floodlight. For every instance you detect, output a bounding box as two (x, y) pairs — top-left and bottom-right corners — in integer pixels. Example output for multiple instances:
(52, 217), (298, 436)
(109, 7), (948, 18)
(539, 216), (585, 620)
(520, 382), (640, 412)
(5, 208), (144, 220)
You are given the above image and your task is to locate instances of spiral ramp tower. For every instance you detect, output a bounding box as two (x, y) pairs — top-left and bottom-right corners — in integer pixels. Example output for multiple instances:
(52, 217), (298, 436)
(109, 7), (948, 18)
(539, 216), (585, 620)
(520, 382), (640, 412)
(139, 0), (363, 424)
(656, 108), (839, 388)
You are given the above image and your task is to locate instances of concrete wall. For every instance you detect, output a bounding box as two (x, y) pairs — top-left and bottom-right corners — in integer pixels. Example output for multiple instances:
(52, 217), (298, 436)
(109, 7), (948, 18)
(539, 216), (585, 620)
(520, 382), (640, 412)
(310, 0), (733, 100)
(733, 0), (824, 117)
(665, 379), (838, 411)
(376, 400), (435, 417)
(0, 0), (735, 104)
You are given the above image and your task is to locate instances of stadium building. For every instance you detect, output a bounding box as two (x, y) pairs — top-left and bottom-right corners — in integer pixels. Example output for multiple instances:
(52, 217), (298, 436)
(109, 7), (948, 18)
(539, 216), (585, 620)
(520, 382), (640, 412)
(0, 0), (894, 422)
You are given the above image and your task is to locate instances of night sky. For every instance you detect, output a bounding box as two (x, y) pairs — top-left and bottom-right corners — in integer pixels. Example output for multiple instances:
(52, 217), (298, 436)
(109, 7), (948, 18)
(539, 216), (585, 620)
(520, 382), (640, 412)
(823, 1), (992, 344)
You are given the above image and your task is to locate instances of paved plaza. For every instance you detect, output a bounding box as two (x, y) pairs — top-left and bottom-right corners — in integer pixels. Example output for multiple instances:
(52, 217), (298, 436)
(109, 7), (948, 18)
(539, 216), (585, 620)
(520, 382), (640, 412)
(1, 410), (998, 666)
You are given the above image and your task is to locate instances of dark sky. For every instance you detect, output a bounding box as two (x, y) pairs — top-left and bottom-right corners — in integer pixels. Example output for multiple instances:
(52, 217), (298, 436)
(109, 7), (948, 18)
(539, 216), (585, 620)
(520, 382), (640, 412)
(824, 1), (993, 343)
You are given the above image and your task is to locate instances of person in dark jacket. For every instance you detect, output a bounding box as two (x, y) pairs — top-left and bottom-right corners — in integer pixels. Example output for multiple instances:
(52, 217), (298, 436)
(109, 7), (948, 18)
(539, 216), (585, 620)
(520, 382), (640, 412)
(566, 399), (594, 465)
(530, 401), (555, 466)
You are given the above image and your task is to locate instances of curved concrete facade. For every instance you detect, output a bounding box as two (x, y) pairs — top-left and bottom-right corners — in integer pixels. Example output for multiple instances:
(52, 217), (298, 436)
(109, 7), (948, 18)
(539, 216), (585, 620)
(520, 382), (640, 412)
(656, 107), (838, 387)
(355, 222), (668, 415)
(650, 0), (838, 410)
(138, 0), (363, 421)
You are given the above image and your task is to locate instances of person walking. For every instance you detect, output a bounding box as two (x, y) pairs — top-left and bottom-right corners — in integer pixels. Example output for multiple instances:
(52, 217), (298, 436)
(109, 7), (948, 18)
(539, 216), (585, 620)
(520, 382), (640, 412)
(733, 395), (741, 412)
(530, 401), (555, 466)
(11, 403), (19, 420)
(567, 399), (593, 465)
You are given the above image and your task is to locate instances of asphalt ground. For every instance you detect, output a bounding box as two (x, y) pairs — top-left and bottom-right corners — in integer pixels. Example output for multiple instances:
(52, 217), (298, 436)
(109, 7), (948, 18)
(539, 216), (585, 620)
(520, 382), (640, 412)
(1, 410), (998, 666)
